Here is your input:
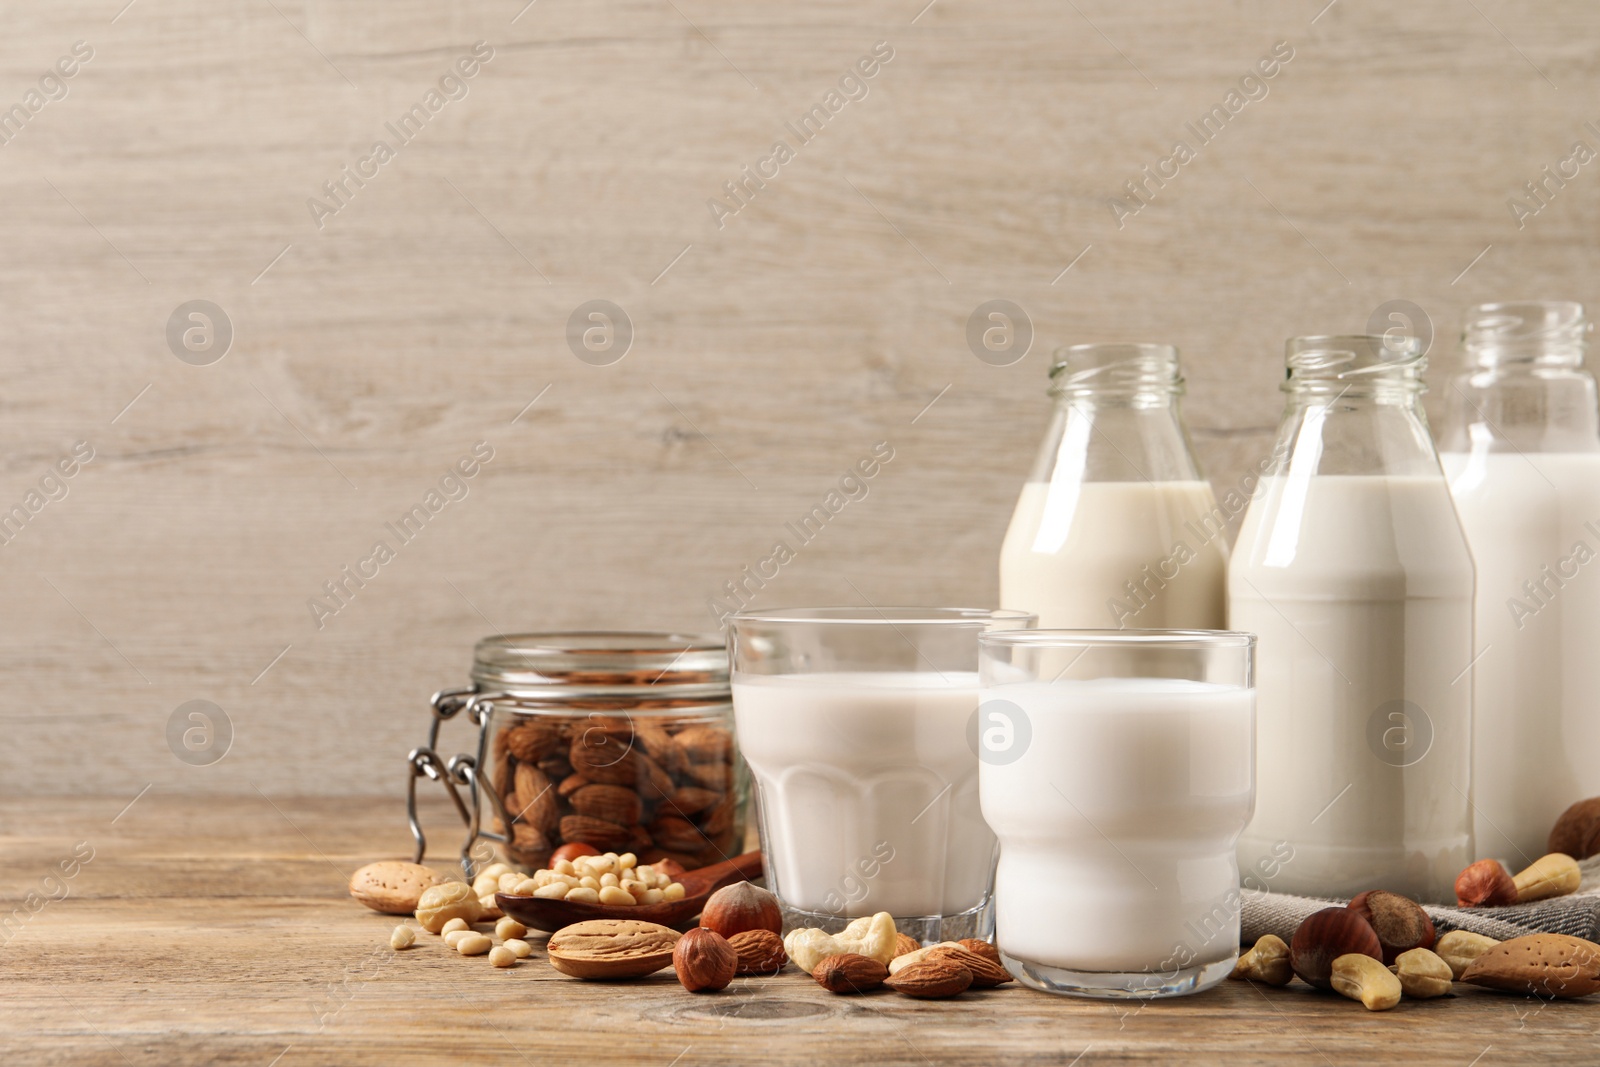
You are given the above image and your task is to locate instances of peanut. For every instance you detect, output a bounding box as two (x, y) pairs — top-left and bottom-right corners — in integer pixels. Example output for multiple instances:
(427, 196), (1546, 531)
(1392, 947), (1453, 998)
(457, 933), (493, 956)
(496, 917), (527, 941)
(389, 925), (416, 950)
(488, 945), (517, 968)
(1330, 953), (1402, 1011)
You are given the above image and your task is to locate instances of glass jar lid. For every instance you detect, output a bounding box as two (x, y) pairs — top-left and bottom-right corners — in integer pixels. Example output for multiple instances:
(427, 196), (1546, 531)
(471, 632), (730, 704)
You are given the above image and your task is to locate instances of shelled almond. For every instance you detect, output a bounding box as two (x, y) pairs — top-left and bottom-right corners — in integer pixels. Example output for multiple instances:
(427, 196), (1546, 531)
(491, 713), (743, 870)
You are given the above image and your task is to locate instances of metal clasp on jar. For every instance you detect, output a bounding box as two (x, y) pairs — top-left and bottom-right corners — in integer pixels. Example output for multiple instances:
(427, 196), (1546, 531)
(405, 687), (518, 879)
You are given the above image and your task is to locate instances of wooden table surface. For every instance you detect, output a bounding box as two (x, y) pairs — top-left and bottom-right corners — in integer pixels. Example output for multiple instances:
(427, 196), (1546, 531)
(2, 794), (1595, 1066)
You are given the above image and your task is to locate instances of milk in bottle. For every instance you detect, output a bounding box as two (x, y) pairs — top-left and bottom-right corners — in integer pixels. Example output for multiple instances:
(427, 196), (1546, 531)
(1441, 301), (1600, 865)
(1230, 335), (1474, 903)
(1000, 344), (1228, 629)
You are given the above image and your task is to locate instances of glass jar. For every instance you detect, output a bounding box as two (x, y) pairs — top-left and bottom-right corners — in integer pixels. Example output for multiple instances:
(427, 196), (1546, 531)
(999, 343), (1228, 629)
(1230, 335), (1475, 903)
(412, 632), (748, 875)
(1441, 301), (1600, 864)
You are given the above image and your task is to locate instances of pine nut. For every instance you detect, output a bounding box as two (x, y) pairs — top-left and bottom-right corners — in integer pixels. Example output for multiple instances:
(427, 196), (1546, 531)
(390, 925), (416, 950)
(457, 933), (493, 956)
(598, 885), (634, 906)
(496, 917), (527, 940)
(489, 946), (517, 968)
(505, 939), (533, 958)
(441, 918), (470, 935)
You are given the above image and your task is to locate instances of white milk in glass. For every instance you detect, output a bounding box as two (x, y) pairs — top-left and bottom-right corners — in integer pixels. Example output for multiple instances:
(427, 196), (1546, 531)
(980, 678), (1254, 973)
(1443, 451), (1600, 861)
(732, 671), (992, 917)
(1000, 481), (1229, 629)
(1231, 474), (1474, 902)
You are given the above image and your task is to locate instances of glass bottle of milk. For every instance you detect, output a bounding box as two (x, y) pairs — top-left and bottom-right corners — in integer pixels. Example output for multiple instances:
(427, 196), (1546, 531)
(1441, 301), (1600, 867)
(1231, 335), (1474, 904)
(999, 343), (1228, 629)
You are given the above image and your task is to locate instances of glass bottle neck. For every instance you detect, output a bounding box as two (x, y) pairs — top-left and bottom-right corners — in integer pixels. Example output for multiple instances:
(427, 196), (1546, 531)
(1269, 388), (1444, 479)
(1031, 391), (1205, 483)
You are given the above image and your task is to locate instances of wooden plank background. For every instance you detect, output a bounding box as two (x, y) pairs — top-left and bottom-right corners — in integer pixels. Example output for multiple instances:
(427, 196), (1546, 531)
(1, 0), (1597, 798)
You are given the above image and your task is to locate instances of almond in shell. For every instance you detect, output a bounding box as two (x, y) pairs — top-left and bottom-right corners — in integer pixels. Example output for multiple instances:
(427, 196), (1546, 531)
(1461, 933), (1600, 999)
(349, 861), (450, 915)
(547, 919), (682, 979)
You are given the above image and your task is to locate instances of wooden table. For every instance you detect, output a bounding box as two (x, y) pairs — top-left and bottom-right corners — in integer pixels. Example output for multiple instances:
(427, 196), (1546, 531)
(2, 794), (1594, 1065)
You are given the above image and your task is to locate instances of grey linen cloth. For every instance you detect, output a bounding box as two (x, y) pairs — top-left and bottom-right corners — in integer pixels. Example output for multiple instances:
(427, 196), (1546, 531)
(1241, 855), (1600, 944)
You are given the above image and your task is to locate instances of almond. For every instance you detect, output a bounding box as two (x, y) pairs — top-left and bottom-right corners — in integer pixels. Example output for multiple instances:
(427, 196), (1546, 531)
(884, 958), (972, 998)
(892, 933), (920, 959)
(557, 773), (591, 798)
(650, 815), (706, 853)
(926, 945), (1013, 988)
(1461, 933), (1600, 999)
(957, 938), (1002, 965)
(698, 799), (736, 835)
(684, 762), (732, 790)
(635, 722), (690, 776)
(559, 814), (633, 851)
(674, 724), (733, 764)
(728, 929), (787, 976)
(662, 787), (721, 817)
(568, 734), (639, 784)
(504, 721), (564, 762)
(813, 953), (888, 993)
(512, 763), (560, 833)
(570, 783), (643, 825)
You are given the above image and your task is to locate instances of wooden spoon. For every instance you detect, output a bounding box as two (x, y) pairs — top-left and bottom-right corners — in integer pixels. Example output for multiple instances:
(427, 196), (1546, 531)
(497, 851), (765, 933)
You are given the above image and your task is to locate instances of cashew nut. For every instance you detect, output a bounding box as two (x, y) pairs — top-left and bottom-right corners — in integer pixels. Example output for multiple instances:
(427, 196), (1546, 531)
(1229, 934), (1292, 986)
(1392, 947), (1453, 998)
(783, 912), (898, 971)
(1330, 953), (1401, 1010)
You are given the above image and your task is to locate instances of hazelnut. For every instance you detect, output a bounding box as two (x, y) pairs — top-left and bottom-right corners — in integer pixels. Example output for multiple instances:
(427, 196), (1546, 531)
(1346, 890), (1435, 964)
(1548, 797), (1600, 861)
(699, 881), (782, 939)
(673, 928), (738, 992)
(1289, 907), (1382, 990)
(1454, 858), (1516, 908)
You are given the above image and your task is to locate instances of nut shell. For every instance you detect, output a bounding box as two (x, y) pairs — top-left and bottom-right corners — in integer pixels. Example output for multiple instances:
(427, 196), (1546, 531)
(1347, 890), (1435, 964)
(813, 953), (888, 993)
(1454, 859), (1517, 908)
(1289, 907), (1382, 989)
(349, 861), (450, 915)
(1461, 933), (1600, 999)
(547, 919), (681, 979)
(674, 927), (738, 992)
(700, 881), (783, 939)
(1549, 797), (1600, 861)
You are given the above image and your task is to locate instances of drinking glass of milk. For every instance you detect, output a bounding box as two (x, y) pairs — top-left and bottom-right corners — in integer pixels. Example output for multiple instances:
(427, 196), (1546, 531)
(729, 607), (1034, 943)
(999, 343), (1229, 630)
(1442, 302), (1600, 865)
(977, 629), (1255, 998)
(1231, 335), (1474, 903)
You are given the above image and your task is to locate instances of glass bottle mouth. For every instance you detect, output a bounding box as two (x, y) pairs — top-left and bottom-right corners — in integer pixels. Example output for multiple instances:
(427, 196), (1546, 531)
(1462, 301), (1589, 367)
(1283, 335), (1424, 392)
(1048, 343), (1184, 397)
